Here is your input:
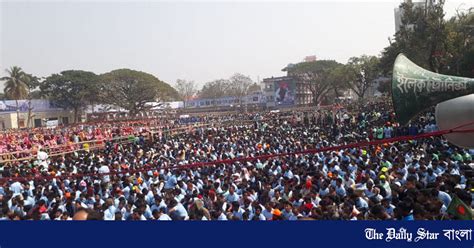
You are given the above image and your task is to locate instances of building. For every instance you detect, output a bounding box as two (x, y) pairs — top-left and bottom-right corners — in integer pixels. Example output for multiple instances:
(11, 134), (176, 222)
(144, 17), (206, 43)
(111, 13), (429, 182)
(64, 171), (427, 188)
(394, 7), (403, 33)
(263, 50), (391, 106)
(184, 92), (265, 109)
(263, 75), (312, 107)
(0, 100), (75, 129)
(304, 55), (317, 62)
(263, 76), (292, 108)
(264, 56), (329, 108)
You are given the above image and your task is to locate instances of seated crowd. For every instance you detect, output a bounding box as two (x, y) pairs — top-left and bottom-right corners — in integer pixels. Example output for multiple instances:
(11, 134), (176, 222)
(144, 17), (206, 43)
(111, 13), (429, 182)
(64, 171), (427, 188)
(0, 99), (472, 220)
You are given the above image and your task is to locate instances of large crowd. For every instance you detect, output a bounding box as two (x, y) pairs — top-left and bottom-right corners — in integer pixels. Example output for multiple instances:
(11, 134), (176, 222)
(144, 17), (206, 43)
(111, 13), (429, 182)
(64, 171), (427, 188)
(0, 115), (221, 160)
(0, 99), (472, 220)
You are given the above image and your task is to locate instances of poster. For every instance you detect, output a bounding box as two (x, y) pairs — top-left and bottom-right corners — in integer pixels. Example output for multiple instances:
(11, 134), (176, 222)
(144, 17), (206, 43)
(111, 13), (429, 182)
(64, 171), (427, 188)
(274, 80), (295, 106)
(46, 120), (59, 128)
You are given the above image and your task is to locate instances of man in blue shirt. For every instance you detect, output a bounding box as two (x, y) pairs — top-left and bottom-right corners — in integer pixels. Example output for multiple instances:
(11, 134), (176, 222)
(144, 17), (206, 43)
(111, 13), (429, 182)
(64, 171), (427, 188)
(164, 174), (177, 190)
(224, 186), (240, 203)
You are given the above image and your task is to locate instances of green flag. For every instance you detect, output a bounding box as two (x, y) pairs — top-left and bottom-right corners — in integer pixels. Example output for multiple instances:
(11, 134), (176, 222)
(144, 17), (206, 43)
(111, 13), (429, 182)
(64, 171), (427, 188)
(447, 195), (473, 220)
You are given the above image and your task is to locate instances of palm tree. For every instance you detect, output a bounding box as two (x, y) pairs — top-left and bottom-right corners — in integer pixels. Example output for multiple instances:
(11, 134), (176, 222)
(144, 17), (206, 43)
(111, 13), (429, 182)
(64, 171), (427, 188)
(1, 66), (29, 128)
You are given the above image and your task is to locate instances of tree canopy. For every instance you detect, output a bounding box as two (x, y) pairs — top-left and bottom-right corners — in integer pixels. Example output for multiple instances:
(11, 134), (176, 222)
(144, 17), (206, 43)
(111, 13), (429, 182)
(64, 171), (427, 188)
(228, 73), (253, 104)
(100, 69), (178, 115)
(2, 66), (29, 101)
(344, 55), (380, 99)
(199, 79), (231, 99)
(286, 60), (342, 105)
(175, 79), (197, 108)
(40, 70), (100, 122)
(1, 66), (30, 127)
(380, 1), (473, 77)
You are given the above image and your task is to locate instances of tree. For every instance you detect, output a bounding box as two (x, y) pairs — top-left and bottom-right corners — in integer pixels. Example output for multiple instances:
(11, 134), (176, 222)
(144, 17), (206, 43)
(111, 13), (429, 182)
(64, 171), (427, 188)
(155, 80), (180, 102)
(379, 39), (401, 76)
(286, 60), (341, 106)
(174, 79), (197, 108)
(327, 65), (351, 100)
(100, 69), (177, 116)
(22, 73), (41, 127)
(29, 90), (44, 99)
(380, 2), (473, 81)
(248, 83), (262, 93)
(228, 73), (253, 109)
(380, 0), (448, 74)
(198, 79), (231, 99)
(344, 55), (380, 99)
(40, 70), (100, 123)
(376, 78), (392, 95)
(444, 10), (474, 77)
(1, 66), (29, 128)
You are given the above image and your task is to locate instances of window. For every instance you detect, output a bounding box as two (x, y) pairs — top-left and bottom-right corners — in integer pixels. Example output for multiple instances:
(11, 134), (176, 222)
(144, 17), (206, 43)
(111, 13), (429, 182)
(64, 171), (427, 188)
(18, 119), (25, 128)
(34, 119), (42, 128)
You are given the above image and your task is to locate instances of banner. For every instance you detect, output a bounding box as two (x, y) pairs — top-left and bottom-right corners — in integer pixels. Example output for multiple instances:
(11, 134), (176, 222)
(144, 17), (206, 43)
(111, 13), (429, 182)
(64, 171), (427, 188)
(0, 221), (471, 248)
(274, 79), (295, 106)
(46, 120), (59, 128)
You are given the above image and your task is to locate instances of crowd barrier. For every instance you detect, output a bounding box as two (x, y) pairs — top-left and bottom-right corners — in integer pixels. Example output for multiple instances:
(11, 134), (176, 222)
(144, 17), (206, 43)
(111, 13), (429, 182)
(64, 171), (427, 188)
(0, 118), (258, 164)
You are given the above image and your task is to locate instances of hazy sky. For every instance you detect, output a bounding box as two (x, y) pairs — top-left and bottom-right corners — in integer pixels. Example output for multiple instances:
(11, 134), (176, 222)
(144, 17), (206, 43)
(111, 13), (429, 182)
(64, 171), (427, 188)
(0, 0), (472, 88)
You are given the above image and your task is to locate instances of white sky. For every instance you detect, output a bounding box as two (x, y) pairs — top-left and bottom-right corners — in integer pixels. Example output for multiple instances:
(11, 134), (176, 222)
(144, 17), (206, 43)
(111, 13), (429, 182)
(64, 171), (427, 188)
(0, 0), (472, 88)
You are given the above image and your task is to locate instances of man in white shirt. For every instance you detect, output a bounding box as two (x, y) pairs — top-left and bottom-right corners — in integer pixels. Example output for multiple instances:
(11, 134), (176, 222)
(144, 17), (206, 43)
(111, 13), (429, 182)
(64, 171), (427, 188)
(98, 164), (111, 183)
(103, 198), (116, 220)
(10, 181), (23, 197)
(152, 209), (172, 220)
(168, 199), (189, 220)
(217, 211), (228, 220)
